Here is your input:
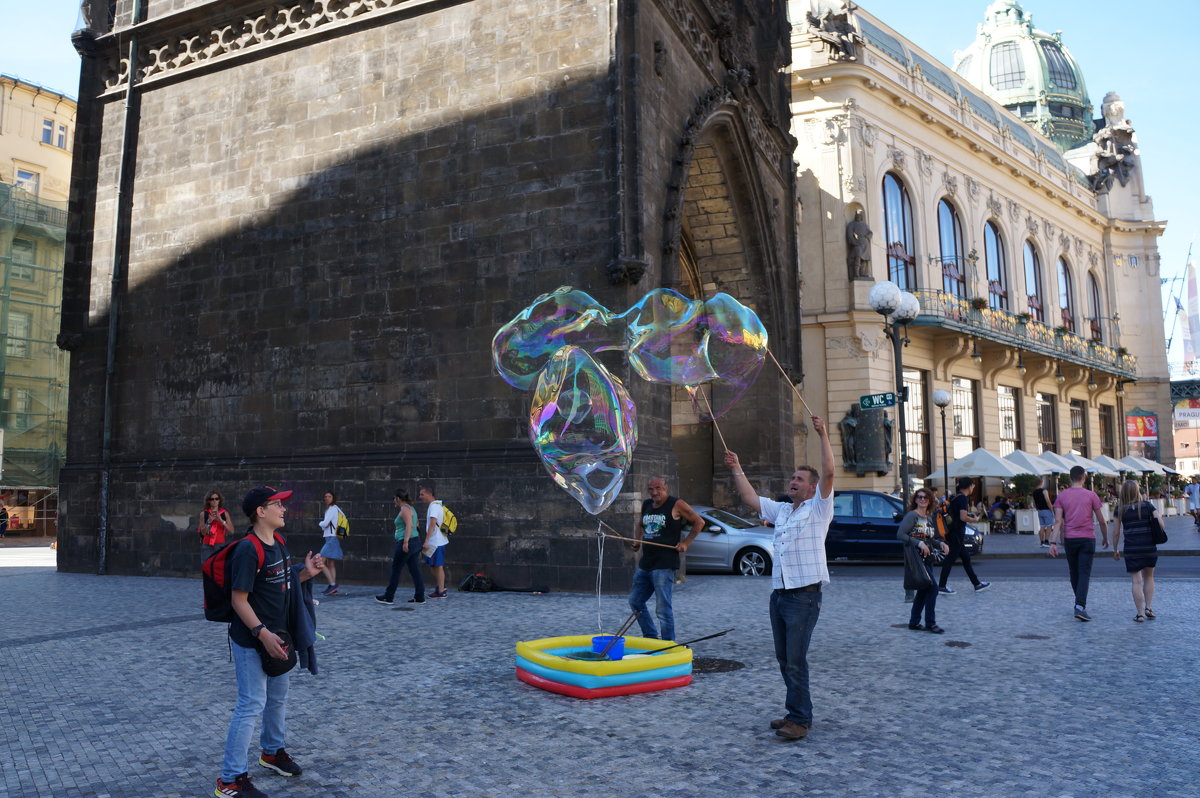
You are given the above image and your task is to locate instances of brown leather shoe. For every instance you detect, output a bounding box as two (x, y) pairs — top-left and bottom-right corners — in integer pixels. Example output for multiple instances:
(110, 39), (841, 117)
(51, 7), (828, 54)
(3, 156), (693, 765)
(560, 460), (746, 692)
(769, 717), (787, 730)
(775, 720), (809, 740)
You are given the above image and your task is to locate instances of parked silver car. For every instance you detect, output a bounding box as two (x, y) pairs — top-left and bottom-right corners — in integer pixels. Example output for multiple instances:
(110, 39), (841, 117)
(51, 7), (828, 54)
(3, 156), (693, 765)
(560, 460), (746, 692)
(684, 505), (774, 576)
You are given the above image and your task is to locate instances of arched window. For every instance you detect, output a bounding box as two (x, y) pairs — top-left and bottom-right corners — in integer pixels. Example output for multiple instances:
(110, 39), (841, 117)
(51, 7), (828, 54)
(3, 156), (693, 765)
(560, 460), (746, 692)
(984, 221), (1008, 310)
(1057, 258), (1075, 332)
(1039, 41), (1077, 89)
(1087, 272), (1104, 341)
(882, 173), (915, 290)
(1023, 241), (1044, 322)
(990, 42), (1025, 90)
(938, 199), (965, 298)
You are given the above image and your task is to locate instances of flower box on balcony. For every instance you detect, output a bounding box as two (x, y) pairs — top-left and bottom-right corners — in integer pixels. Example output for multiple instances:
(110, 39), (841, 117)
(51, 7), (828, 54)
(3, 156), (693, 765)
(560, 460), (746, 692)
(970, 297), (988, 310)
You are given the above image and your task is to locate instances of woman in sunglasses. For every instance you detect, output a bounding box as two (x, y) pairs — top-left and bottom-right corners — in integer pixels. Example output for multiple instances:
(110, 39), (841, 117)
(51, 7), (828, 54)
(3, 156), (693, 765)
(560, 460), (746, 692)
(897, 489), (950, 633)
(198, 491), (235, 563)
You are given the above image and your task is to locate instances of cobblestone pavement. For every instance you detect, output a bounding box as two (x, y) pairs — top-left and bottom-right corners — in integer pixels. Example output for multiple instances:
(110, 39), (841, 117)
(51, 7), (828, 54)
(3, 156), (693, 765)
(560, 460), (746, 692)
(0, 546), (1196, 797)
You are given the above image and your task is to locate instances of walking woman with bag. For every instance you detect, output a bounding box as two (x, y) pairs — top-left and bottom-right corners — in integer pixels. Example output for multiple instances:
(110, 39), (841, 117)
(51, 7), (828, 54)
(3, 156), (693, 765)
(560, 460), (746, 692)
(1112, 479), (1162, 622)
(897, 489), (950, 634)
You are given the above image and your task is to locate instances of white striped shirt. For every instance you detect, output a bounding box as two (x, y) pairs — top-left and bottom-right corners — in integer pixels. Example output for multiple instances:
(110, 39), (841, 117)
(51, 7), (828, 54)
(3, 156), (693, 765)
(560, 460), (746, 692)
(758, 487), (834, 589)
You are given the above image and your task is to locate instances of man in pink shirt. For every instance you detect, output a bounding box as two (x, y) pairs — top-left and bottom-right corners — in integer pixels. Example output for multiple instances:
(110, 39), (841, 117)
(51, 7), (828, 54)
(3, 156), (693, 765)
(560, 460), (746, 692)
(1050, 465), (1109, 621)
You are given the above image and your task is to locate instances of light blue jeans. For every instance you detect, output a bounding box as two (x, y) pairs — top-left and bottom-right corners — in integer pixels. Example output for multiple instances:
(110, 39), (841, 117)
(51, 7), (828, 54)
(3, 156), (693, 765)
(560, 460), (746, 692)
(221, 641), (289, 781)
(628, 568), (675, 641)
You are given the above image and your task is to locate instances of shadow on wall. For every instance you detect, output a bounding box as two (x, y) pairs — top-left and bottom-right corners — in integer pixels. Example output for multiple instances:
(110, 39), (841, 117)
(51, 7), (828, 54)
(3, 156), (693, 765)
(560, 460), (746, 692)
(59, 70), (647, 583)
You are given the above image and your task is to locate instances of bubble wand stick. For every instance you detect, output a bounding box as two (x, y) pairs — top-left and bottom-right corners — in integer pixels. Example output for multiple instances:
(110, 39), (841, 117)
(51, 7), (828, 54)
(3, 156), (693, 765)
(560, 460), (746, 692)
(766, 348), (815, 416)
(694, 386), (730, 452)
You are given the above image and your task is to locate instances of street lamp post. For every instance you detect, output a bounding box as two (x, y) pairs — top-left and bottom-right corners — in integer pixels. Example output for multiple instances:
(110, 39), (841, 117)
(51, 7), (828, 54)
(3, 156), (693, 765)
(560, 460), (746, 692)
(933, 389), (952, 497)
(869, 281), (921, 506)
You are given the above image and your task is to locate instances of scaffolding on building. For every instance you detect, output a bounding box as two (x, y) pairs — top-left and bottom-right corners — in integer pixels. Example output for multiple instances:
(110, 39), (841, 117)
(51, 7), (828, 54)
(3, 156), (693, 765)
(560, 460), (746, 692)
(0, 180), (68, 536)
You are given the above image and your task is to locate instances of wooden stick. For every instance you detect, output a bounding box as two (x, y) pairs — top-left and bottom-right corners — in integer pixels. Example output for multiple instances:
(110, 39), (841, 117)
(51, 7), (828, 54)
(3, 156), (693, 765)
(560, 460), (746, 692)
(596, 521), (680, 550)
(766, 347), (815, 416)
(695, 386), (730, 452)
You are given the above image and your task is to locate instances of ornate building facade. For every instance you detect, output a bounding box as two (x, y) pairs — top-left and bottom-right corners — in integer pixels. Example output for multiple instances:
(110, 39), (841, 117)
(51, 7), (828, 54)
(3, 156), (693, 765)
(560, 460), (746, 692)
(789, 0), (1170, 492)
(0, 74), (75, 531)
(58, 0), (800, 588)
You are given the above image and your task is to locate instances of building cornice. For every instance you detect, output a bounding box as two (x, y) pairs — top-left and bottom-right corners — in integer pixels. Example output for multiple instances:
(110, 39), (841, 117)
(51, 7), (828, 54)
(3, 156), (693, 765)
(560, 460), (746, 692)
(791, 64), (1109, 227)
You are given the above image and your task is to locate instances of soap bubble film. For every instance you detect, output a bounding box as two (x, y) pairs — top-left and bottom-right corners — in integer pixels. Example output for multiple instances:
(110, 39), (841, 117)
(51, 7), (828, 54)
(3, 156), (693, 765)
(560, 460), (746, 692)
(529, 346), (637, 515)
(491, 287), (620, 390)
(494, 286), (768, 512)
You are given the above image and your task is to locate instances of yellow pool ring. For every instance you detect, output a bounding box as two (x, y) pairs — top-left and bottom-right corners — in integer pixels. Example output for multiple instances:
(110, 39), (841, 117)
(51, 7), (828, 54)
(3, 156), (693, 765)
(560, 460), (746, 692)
(515, 635), (692, 677)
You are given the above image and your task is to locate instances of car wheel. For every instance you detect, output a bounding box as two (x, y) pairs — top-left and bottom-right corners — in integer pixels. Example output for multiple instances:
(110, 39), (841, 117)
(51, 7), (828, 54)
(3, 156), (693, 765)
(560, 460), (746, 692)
(735, 548), (771, 576)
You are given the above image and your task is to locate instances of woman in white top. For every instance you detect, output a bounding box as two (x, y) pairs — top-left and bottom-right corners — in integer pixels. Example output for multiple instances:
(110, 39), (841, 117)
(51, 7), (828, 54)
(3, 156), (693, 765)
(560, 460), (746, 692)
(318, 491), (344, 595)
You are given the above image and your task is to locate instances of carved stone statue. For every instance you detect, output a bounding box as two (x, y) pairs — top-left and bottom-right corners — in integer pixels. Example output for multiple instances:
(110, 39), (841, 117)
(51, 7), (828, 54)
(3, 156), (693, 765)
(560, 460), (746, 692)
(845, 210), (873, 280)
(1102, 91), (1126, 129)
(839, 405), (859, 468)
(1089, 92), (1137, 193)
(807, 2), (861, 62)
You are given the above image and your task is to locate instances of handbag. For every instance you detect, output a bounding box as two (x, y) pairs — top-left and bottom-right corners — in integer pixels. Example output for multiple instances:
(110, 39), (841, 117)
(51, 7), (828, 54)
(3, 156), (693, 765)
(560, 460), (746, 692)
(1150, 514), (1168, 545)
(903, 544), (933, 591)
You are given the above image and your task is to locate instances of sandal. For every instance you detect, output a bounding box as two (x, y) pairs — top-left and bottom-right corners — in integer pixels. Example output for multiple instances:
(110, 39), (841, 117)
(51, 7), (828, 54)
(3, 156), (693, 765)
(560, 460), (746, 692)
(1144, 608), (1156, 619)
(1134, 615), (1145, 623)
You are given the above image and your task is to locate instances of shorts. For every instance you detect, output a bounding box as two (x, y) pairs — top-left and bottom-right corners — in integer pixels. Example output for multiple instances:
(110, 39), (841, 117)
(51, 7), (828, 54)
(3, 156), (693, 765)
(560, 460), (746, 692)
(423, 544), (447, 567)
(320, 536), (344, 560)
(1037, 510), (1055, 528)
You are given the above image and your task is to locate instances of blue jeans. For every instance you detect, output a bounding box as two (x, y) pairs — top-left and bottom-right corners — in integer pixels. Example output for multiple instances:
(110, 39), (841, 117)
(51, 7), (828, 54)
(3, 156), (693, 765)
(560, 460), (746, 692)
(770, 588), (821, 727)
(909, 563), (938, 627)
(1064, 537), (1096, 608)
(382, 538), (424, 601)
(221, 641), (289, 781)
(628, 568), (674, 641)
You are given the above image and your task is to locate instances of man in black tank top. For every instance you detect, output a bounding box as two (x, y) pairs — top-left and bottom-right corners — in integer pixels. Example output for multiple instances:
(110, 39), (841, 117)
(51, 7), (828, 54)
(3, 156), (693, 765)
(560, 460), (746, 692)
(627, 477), (704, 642)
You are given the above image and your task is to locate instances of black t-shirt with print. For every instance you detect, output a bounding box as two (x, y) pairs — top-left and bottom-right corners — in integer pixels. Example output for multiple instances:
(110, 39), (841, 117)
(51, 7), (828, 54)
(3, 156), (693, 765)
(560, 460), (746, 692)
(227, 534), (291, 648)
(638, 496), (684, 571)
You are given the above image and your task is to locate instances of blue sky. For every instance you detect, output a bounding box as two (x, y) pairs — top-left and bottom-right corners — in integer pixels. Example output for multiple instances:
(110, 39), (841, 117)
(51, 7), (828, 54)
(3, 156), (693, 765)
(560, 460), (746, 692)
(3, 0), (1197, 363)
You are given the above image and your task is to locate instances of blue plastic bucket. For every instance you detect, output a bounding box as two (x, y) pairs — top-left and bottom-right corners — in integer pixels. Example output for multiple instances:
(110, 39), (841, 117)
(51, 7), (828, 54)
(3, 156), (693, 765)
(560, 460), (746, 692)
(591, 635), (625, 660)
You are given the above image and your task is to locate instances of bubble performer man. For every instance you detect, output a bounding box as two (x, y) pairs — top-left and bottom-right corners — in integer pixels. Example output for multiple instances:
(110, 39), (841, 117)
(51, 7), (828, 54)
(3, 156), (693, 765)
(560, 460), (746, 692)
(724, 415), (834, 742)
(627, 477), (704, 642)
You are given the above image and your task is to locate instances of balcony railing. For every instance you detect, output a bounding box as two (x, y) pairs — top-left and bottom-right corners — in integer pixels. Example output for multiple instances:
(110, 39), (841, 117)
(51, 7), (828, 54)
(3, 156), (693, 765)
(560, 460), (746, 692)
(908, 289), (1136, 378)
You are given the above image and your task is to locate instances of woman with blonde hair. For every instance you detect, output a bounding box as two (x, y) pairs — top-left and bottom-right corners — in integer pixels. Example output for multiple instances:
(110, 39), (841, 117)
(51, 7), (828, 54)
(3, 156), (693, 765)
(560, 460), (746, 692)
(1112, 479), (1160, 622)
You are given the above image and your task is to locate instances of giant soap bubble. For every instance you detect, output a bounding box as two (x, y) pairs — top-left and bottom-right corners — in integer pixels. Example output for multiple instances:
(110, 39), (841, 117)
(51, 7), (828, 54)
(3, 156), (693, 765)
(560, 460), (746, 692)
(529, 346), (637, 515)
(492, 287), (620, 390)
(494, 286), (767, 514)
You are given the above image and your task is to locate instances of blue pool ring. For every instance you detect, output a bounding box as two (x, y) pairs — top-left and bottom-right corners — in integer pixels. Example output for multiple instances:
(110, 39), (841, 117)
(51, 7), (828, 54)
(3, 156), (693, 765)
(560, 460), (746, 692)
(516, 667), (692, 699)
(515, 655), (691, 689)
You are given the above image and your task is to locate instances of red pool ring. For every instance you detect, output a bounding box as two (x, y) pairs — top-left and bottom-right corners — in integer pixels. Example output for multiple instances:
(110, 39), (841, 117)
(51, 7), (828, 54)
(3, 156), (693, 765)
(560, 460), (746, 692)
(515, 666), (692, 699)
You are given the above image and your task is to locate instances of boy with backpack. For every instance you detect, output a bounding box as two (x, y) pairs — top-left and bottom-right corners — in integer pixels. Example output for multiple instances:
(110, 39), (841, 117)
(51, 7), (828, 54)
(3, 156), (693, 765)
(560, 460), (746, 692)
(214, 486), (323, 798)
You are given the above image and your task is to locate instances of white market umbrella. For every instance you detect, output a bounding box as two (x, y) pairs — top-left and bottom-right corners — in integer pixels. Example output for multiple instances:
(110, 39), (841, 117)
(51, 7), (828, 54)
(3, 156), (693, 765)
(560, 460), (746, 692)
(1004, 450), (1058, 476)
(1093, 454), (1132, 475)
(1036, 451), (1077, 472)
(1119, 455), (1165, 474)
(1061, 453), (1121, 478)
(925, 447), (1026, 484)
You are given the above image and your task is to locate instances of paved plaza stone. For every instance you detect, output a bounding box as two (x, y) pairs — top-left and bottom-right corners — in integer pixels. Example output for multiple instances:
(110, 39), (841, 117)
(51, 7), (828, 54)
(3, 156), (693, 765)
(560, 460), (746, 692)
(0, 544), (1196, 798)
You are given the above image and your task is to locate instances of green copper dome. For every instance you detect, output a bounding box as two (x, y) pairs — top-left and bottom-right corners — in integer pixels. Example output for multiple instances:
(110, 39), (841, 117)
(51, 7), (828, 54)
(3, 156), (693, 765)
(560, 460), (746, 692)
(952, 0), (1092, 152)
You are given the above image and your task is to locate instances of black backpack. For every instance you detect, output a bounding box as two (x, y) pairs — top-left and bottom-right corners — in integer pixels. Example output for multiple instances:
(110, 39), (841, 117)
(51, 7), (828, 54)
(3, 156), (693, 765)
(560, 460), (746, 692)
(201, 532), (286, 622)
(458, 572), (495, 593)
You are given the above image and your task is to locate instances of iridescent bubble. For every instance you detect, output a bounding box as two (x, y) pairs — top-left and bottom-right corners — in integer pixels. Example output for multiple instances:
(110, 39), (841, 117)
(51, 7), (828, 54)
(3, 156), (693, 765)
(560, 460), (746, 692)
(529, 346), (637, 515)
(492, 287), (620, 390)
(692, 293), (768, 418)
(620, 288), (715, 385)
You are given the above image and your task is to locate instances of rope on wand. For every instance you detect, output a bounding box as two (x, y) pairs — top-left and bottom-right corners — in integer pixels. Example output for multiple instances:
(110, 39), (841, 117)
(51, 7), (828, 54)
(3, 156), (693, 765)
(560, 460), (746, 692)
(595, 518), (681, 550)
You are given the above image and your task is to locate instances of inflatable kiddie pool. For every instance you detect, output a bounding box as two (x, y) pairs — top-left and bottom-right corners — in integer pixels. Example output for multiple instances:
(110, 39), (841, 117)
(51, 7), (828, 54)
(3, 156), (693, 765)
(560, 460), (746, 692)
(515, 635), (693, 699)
